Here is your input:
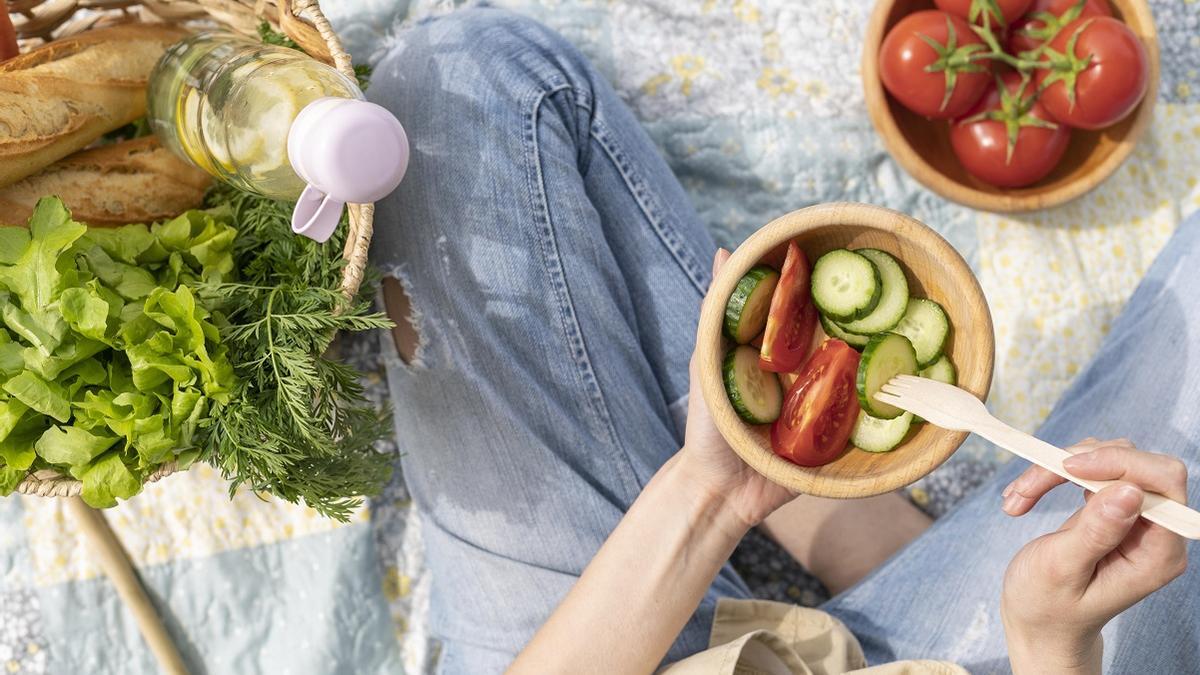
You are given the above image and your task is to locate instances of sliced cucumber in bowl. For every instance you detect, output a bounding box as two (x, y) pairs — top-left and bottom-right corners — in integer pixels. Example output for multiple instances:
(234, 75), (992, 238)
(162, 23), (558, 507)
(722, 345), (782, 424)
(724, 266), (780, 344)
(856, 332), (918, 420)
(892, 298), (949, 368)
(820, 314), (869, 349)
(851, 409), (914, 453)
(837, 249), (909, 336)
(810, 249), (881, 322)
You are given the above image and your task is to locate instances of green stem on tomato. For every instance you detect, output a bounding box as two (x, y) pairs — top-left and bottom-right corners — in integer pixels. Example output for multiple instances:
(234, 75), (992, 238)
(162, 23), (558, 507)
(962, 73), (1058, 165)
(917, 16), (988, 113)
(969, 51), (1046, 71)
(1010, 0), (1093, 60)
(1036, 20), (1097, 110)
(967, 22), (1052, 74)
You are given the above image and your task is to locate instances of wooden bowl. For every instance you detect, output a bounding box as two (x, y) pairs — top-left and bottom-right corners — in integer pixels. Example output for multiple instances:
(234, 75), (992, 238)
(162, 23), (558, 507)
(696, 203), (994, 498)
(862, 0), (1160, 213)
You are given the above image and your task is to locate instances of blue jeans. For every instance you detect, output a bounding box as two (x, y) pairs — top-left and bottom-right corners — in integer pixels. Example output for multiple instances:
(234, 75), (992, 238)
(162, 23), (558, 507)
(369, 9), (1199, 674)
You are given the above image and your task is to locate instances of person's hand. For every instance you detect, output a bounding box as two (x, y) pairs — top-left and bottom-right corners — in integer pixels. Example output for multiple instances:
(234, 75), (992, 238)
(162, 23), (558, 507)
(679, 249), (795, 531)
(1000, 438), (1190, 674)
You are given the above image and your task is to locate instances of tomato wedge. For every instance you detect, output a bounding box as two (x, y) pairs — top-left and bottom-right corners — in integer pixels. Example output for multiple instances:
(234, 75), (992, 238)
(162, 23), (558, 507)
(0, 6), (17, 62)
(759, 242), (817, 373)
(771, 339), (861, 467)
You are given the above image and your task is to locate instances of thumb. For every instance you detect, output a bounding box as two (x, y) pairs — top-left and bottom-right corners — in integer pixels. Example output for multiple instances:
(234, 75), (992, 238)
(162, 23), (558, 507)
(1046, 483), (1144, 586)
(711, 248), (731, 281)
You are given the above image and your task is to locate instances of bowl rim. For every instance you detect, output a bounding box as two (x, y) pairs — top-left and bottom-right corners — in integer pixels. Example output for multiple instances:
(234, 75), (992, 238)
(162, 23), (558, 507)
(861, 0), (1161, 214)
(696, 202), (995, 498)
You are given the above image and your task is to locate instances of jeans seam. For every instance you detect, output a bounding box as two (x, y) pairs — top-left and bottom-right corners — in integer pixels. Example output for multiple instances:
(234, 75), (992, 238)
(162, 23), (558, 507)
(524, 83), (644, 501)
(589, 117), (710, 296)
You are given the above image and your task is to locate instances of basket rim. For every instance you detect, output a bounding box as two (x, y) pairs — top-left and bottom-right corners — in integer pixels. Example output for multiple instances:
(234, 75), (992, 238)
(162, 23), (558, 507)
(14, 0), (376, 498)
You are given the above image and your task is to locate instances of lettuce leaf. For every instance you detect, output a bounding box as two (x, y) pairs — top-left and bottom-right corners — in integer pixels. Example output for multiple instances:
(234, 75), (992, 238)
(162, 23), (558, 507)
(0, 228), (30, 265)
(3, 302), (66, 354)
(0, 399), (29, 442)
(0, 198), (86, 309)
(77, 450), (142, 508)
(21, 337), (106, 381)
(0, 197), (239, 505)
(77, 225), (155, 265)
(35, 425), (118, 467)
(0, 465), (24, 496)
(3, 371), (70, 422)
(0, 414), (43, 472)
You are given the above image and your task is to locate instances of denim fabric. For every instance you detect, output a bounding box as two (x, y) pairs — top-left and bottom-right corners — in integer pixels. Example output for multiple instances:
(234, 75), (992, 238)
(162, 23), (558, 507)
(369, 8), (1199, 674)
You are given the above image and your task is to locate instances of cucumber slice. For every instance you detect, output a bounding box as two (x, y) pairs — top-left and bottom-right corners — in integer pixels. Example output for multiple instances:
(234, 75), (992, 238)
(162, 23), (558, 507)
(892, 298), (950, 368)
(837, 249), (909, 336)
(810, 249), (881, 322)
(912, 355), (957, 424)
(722, 345), (783, 424)
(851, 409), (914, 453)
(856, 332), (918, 419)
(820, 314), (869, 349)
(724, 266), (780, 344)
(920, 355), (957, 384)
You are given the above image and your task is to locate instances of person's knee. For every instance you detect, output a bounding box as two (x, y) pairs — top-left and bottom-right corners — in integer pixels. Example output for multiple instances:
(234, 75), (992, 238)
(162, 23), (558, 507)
(368, 7), (594, 120)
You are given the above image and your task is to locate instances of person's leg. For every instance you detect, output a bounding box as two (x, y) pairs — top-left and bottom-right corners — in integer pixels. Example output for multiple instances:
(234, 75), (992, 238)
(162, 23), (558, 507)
(366, 9), (746, 670)
(821, 212), (1200, 673)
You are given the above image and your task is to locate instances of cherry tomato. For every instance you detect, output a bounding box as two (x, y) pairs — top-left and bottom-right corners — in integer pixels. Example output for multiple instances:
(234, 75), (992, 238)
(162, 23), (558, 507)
(879, 10), (992, 119)
(935, 0), (1033, 30)
(0, 6), (17, 62)
(1035, 16), (1148, 130)
(760, 242), (817, 373)
(770, 339), (860, 467)
(950, 72), (1070, 187)
(1008, 0), (1111, 55)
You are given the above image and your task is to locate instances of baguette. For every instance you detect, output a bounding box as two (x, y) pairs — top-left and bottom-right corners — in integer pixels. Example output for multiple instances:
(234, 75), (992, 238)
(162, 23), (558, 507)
(0, 136), (211, 227)
(0, 24), (190, 188)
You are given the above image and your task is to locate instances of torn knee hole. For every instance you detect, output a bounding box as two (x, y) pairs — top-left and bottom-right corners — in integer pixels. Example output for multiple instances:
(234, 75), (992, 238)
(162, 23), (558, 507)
(383, 275), (423, 365)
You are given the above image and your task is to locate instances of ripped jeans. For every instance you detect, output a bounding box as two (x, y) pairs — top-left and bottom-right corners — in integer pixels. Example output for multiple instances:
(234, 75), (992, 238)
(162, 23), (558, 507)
(368, 8), (1200, 674)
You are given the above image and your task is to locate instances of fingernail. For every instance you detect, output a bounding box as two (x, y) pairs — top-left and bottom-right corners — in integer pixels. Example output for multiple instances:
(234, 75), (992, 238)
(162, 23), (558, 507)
(1102, 485), (1142, 520)
(1002, 493), (1022, 514)
(1064, 452), (1097, 470)
(1001, 482), (1014, 499)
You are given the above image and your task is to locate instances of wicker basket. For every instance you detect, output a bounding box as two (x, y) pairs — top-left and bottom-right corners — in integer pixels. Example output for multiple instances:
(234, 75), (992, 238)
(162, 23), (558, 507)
(7, 0), (375, 499)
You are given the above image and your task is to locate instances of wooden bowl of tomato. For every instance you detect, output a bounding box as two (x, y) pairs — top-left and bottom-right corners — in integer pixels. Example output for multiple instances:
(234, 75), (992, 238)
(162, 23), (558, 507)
(863, 0), (1160, 213)
(696, 202), (994, 498)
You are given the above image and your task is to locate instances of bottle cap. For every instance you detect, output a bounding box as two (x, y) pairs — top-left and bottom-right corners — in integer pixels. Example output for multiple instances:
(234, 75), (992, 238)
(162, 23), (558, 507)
(287, 97), (409, 242)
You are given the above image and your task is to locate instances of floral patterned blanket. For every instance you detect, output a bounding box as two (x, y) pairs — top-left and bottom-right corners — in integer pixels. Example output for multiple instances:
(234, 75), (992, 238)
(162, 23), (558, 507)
(0, 1), (1197, 673)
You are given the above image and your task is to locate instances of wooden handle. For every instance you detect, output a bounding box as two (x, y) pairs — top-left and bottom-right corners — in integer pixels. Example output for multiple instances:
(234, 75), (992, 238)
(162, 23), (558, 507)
(978, 422), (1200, 540)
(65, 498), (190, 675)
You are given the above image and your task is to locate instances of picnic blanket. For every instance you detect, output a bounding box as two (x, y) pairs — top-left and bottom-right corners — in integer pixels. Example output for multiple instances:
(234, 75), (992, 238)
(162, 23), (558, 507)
(1, 1), (1197, 673)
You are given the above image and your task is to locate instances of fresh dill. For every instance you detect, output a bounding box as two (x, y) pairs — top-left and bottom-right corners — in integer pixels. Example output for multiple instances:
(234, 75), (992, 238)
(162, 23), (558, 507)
(200, 185), (394, 521)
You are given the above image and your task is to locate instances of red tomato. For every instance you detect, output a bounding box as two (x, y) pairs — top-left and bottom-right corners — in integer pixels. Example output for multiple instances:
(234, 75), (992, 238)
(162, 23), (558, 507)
(1036, 17), (1148, 130)
(1008, 0), (1111, 54)
(0, 7), (17, 62)
(879, 11), (992, 119)
(770, 340), (860, 467)
(759, 242), (818, 373)
(950, 72), (1070, 187)
(934, 0), (1033, 29)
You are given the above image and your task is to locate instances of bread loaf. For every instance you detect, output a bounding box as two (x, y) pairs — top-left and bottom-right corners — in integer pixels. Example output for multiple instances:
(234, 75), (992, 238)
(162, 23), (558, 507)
(0, 136), (211, 227)
(0, 24), (189, 188)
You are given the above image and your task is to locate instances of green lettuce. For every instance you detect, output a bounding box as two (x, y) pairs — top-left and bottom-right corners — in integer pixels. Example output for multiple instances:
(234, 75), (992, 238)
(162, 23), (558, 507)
(0, 197), (238, 507)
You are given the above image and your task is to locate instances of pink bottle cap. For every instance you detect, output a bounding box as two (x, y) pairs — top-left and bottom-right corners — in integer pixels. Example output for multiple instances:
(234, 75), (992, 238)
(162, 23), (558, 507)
(288, 97), (409, 243)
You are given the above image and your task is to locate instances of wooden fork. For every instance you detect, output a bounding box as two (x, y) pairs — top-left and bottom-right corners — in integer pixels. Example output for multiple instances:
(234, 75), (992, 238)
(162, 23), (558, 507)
(877, 375), (1200, 540)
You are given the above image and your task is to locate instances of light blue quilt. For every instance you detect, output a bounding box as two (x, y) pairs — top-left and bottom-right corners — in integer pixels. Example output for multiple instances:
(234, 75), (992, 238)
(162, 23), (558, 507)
(1, 1), (1197, 673)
